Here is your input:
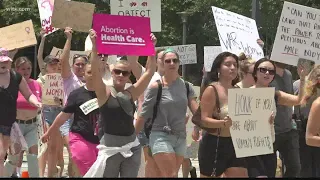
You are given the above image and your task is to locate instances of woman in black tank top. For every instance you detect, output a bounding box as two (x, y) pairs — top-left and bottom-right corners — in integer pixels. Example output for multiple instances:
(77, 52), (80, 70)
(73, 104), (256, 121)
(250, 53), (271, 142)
(87, 30), (156, 177)
(0, 48), (41, 177)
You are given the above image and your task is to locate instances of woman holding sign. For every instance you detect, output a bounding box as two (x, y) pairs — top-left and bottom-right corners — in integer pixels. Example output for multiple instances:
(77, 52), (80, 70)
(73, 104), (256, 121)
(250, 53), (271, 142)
(85, 29), (156, 178)
(4, 57), (42, 178)
(250, 58), (306, 177)
(0, 48), (41, 177)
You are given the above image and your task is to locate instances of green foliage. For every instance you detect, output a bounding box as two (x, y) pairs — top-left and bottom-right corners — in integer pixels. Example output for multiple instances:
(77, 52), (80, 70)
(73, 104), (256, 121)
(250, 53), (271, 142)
(1, 0), (320, 82)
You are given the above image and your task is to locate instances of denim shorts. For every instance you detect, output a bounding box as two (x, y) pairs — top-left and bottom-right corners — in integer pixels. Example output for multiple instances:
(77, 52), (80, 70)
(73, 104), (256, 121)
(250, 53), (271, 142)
(149, 131), (186, 157)
(42, 106), (70, 136)
(60, 119), (71, 137)
(17, 118), (38, 148)
(137, 129), (149, 147)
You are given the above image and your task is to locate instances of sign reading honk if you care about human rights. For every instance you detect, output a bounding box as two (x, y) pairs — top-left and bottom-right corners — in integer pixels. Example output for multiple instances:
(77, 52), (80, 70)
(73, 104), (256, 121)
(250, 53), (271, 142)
(228, 88), (275, 158)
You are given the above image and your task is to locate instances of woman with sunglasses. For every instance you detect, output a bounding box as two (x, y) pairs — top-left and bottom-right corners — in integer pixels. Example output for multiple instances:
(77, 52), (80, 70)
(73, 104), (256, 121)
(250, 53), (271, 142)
(0, 48), (41, 177)
(85, 29), (156, 177)
(249, 58), (305, 177)
(139, 48), (198, 177)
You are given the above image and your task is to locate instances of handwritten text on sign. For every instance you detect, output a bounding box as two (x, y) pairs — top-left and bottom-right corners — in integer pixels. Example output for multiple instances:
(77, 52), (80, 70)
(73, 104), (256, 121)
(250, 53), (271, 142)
(37, 0), (58, 36)
(110, 0), (161, 32)
(93, 14), (155, 56)
(212, 6), (264, 61)
(271, 2), (320, 65)
(43, 73), (64, 105)
(50, 47), (90, 66)
(228, 88), (275, 158)
(204, 46), (222, 72)
(157, 44), (197, 65)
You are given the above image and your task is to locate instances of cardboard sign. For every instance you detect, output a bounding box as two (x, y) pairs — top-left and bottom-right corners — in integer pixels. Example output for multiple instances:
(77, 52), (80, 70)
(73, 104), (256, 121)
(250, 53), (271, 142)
(51, 0), (95, 32)
(42, 73), (64, 105)
(157, 44), (197, 65)
(93, 14), (155, 56)
(228, 88), (275, 158)
(50, 47), (90, 66)
(204, 46), (222, 72)
(37, 0), (59, 36)
(0, 20), (37, 50)
(110, 0), (161, 32)
(271, 2), (320, 65)
(212, 6), (264, 61)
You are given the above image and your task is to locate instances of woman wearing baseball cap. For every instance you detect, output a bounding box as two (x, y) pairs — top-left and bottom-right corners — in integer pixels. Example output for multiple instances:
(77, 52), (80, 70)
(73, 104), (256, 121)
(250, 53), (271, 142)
(0, 47), (41, 177)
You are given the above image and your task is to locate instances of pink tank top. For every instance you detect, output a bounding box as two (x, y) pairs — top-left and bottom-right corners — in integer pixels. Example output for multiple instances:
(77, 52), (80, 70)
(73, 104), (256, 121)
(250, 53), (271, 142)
(16, 79), (42, 110)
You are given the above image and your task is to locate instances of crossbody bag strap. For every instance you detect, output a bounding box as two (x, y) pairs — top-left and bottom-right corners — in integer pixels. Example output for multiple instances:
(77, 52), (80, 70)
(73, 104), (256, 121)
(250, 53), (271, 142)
(150, 80), (162, 126)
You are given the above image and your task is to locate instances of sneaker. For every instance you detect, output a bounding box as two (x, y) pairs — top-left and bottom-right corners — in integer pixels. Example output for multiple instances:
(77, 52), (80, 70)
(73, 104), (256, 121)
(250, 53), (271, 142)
(189, 167), (197, 178)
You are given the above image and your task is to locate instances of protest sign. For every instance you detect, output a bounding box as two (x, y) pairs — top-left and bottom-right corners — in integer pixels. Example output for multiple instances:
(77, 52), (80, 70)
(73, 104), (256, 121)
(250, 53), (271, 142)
(212, 6), (264, 61)
(51, 0), (95, 32)
(93, 14), (155, 56)
(110, 0), (161, 32)
(228, 88), (275, 158)
(37, 0), (59, 36)
(0, 20), (37, 50)
(271, 2), (320, 65)
(42, 73), (64, 105)
(157, 44), (197, 65)
(50, 47), (90, 66)
(204, 46), (222, 72)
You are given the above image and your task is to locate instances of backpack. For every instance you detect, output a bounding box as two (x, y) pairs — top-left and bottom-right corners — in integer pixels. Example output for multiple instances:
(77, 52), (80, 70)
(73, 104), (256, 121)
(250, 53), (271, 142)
(144, 79), (190, 139)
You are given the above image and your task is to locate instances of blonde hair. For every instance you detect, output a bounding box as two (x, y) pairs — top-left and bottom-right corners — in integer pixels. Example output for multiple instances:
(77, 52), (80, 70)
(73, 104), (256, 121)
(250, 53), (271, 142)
(14, 56), (32, 69)
(301, 65), (320, 106)
(238, 52), (255, 80)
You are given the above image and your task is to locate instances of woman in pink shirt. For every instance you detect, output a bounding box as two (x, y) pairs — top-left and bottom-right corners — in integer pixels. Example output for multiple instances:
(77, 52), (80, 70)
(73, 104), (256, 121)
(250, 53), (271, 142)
(4, 57), (42, 177)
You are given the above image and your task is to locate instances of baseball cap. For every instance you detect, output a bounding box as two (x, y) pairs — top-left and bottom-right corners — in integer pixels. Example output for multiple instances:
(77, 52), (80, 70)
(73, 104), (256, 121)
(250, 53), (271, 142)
(44, 55), (60, 64)
(0, 48), (13, 62)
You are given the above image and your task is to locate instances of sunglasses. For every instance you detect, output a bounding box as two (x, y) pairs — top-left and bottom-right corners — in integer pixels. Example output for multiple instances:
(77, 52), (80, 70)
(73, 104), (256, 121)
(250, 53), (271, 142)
(164, 58), (179, 64)
(73, 54), (89, 62)
(113, 69), (131, 76)
(258, 67), (276, 75)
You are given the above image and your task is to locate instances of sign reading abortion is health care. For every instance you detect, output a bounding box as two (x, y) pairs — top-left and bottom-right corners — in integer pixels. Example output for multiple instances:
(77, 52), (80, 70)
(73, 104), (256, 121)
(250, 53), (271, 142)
(93, 14), (155, 56)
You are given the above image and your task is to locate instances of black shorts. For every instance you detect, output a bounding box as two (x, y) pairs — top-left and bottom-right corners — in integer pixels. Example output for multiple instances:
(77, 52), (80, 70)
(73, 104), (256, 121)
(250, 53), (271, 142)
(0, 124), (12, 137)
(198, 132), (247, 177)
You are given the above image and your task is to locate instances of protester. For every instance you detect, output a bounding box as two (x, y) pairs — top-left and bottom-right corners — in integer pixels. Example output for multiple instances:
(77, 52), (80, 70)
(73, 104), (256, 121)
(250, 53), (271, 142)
(41, 61), (101, 176)
(84, 29), (156, 178)
(0, 48), (41, 177)
(4, 57), (42, 178)
(270, 61), (302, 177)
(197, 52), (247, 178)
(139, 48), (198, 177)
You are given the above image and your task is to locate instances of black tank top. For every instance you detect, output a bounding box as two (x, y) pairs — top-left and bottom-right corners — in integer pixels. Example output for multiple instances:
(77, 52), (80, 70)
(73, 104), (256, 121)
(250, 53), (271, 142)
(0, 70), (22, 126)
(100, 91), (136, 136)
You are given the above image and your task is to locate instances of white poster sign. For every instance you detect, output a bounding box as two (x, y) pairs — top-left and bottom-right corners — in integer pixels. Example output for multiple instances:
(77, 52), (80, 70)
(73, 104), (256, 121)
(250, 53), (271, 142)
(271, 2), (320, 65)
(204, 46), (222, 72)
(228, 88), (275, 158)
(157, 44), (197, 65)
(212, 6), (264, 61)
(37, 0), (59, 36)
(110, 0), (161, 32)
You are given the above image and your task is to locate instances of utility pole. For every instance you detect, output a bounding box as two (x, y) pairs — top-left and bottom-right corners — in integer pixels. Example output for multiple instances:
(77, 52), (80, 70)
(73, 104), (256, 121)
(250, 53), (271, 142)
(251, 0), (259, 21)
(177, 11), (192, 79)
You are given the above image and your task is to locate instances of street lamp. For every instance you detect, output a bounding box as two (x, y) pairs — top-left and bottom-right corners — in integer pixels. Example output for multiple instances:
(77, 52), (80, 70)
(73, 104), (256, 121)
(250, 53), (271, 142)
(177, 11), (192, 79)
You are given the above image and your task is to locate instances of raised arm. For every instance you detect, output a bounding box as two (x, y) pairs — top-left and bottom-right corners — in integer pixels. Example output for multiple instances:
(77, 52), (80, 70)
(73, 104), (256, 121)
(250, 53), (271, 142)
(277, 68), (305, 106)
(37, 29), (46, 75)
(89, 29), (110, 106)
(60, 27), (73, 79)
(127, 34), (157, 80)
(306, 97), (320, 147)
